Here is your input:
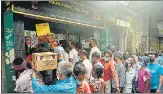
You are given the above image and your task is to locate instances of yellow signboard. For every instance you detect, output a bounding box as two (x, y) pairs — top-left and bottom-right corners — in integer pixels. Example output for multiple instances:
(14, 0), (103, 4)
(36, 23), (51, 36)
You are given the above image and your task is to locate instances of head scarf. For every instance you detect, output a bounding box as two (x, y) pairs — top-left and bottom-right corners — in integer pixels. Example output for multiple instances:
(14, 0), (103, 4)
(12, 58), (27, 71)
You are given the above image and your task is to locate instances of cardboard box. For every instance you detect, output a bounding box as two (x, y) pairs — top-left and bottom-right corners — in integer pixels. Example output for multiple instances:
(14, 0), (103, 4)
(32, 52), (58, 71)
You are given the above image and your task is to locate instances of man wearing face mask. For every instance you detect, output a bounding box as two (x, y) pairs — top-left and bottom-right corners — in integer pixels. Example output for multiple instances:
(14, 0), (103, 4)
(100, 50), (120, 93)
(124, 58), (136, 93)
(112, 51), (126, 93)
(73, 62), (91, 93)
(147, 54), (163, 93)
(78, 49), (93, 82)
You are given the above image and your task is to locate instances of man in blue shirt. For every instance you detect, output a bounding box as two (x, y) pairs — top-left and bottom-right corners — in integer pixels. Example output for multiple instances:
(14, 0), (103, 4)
(147, 54), (163, 93)
(31, 61), (77, 93)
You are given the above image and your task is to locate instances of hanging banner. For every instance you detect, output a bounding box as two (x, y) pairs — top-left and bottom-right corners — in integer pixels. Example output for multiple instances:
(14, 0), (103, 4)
(12, 1), (105, 29)
(36, 23), (51, 36)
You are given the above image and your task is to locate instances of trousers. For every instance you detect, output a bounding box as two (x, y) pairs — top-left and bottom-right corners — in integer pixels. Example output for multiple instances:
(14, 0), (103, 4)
(105, 80), (111, 93)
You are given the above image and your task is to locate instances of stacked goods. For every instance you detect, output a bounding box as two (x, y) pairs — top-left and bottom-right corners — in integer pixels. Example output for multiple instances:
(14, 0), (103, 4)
(32, 52), (58, 71)
(24, 30), (38, 48)
(37, 35), (49, 44)
(30, 31), (38, 48)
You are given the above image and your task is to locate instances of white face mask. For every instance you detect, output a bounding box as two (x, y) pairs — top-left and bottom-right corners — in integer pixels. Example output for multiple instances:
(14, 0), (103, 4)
(104, 56), (110, 61)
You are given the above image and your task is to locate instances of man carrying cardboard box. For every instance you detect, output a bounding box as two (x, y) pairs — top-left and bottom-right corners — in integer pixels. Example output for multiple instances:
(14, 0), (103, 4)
(31, 61), (77, 93)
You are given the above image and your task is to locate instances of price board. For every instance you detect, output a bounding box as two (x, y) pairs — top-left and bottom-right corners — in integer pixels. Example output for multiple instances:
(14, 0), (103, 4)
(36, 23), (51, 36)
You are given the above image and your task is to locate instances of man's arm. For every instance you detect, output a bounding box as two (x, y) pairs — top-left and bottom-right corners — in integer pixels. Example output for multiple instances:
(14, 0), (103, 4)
(157, 75), (163, 93)
(119, 65), (126, 88)
(143, 70), (151, 93)
(100, 81), (105, 93)
(89, 50), (92, 61)
(156, 66), (163, 93)
(32, 77), (50, 93)
(69, 51), (73, 63)
(110, 62), (119, 88)
(32, 72), (60, 93)
(156, 75), (163, 93)
(143, 79), (150, 93)
(134, 56), (140, 69)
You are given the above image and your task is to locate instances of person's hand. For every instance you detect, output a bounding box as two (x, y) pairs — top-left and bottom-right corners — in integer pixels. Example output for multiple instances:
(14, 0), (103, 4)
(32, 72), (36, 78)
(32, 65), (36, 70)
(156, 88), (162, 93)
(143, 90), (147, 93)
(132, 55), (138, 62)
(116, 87), (120, 93)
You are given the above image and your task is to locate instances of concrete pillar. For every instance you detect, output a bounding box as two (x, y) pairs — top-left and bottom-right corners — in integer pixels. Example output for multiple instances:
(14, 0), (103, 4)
(141, 14), (150, 52)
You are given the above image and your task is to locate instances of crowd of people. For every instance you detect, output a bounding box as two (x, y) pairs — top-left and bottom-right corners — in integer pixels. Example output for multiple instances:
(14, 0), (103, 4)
(12, 39), (163, 93)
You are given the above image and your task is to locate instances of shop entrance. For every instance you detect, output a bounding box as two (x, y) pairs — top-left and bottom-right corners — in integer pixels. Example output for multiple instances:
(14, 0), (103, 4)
(13, 13), (97, 58)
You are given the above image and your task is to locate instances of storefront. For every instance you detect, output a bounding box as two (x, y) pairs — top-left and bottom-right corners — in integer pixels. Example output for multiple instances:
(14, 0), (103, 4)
(106, 15), (130, 53)
(3, 1), (106, 92)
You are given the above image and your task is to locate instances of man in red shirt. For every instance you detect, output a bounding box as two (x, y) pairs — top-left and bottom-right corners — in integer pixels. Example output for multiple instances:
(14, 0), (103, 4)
(100, 50), (120, 93)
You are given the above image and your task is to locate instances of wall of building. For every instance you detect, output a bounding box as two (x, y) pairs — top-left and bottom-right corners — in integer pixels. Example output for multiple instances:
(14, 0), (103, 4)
(149, 15), (159, 51)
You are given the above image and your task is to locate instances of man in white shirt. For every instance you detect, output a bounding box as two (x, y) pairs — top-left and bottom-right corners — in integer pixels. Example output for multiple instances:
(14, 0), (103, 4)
(12, 57), (43, 93)
(124, 58), (136, 93)
(69, 40), (79, 65)
(89, 39), (101, 61)
(79, 49), (93, 82)
(53, 40), (69, 62)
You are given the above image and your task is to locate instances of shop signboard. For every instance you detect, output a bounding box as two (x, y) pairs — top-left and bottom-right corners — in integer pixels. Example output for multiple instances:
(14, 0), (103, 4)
(3, 11), (15, 92)
(12, 1), (105, 29)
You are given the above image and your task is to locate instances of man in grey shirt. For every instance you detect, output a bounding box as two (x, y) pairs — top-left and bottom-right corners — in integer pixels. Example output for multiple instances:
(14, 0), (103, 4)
(112, 51), (126, 93)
